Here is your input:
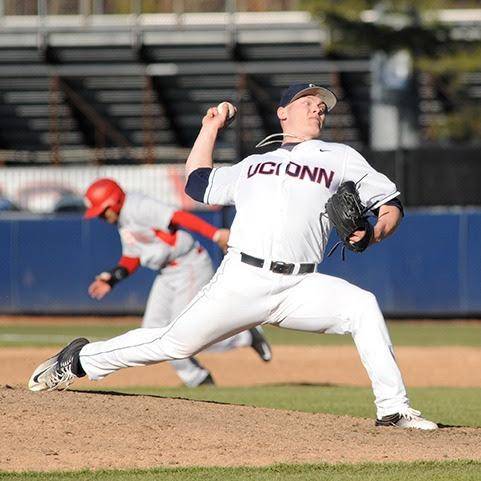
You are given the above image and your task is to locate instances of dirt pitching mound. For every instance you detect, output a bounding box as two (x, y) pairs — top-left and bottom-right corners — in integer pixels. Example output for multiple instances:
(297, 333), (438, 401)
(1, 386), (480, 472)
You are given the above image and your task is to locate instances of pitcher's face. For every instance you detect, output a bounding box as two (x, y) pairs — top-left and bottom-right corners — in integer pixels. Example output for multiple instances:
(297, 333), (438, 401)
(277, 95), (328, 141)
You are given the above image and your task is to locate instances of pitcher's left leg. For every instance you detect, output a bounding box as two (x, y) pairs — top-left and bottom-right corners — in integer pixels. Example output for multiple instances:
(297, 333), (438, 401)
(274, 273), (409, 418)
(347, 289), (409, 418)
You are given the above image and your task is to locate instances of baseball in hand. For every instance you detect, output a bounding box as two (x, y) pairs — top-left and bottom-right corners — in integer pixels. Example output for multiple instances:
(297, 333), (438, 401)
(217, 101), (236, 125)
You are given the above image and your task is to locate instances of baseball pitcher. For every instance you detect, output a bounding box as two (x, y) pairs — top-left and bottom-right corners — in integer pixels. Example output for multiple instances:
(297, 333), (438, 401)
(29, 83), (437, 430)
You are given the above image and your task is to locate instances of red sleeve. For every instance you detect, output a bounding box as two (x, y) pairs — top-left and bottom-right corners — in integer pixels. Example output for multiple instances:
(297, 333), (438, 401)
(118, 256), (141, 274)
(170, 210), (218, 240)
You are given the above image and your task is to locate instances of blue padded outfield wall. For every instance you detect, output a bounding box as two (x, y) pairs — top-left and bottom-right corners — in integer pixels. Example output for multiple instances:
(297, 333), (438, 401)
(1, 208), (481, 317)
(0, 210), (225, 316)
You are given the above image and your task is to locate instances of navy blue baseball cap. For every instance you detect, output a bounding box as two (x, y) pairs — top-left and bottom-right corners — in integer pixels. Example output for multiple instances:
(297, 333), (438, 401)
(278, 83), (337, 111)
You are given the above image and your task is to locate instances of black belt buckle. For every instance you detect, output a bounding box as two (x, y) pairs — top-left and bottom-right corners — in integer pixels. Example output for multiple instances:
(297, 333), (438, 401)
(270, 261), (294, 275)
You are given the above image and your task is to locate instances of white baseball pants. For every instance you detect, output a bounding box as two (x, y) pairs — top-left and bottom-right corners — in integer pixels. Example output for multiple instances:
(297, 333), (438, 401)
(142, 248), (251, 387)
(80, 250), (409, 417)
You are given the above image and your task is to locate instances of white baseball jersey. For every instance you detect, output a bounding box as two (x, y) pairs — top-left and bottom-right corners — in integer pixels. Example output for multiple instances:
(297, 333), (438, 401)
(204, 140), (399, 263)
(118, 192), (196, 270)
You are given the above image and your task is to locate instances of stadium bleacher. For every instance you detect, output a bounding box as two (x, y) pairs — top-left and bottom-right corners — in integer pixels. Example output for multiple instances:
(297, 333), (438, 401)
(0, 5), (479, 164)
(0, 9), (372, 163)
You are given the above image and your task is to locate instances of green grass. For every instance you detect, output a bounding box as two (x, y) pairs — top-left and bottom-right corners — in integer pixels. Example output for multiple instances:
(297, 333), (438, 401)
(267, 321), (481, 347)
(1, 321), (480, 347)
(81, 385), (481, 428)
(0, 323), (135, 347)
(1, 461), (480, 481)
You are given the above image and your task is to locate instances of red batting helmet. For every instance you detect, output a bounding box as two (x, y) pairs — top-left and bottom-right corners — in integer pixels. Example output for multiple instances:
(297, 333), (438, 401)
(84, 178), (125, 219)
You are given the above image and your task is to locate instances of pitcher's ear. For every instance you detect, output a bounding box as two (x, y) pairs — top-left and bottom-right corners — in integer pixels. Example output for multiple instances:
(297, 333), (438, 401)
(277, 106), (287, 121)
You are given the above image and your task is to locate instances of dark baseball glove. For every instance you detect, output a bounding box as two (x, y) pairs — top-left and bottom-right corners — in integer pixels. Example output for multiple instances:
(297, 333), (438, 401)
(325, 181), (373, 255)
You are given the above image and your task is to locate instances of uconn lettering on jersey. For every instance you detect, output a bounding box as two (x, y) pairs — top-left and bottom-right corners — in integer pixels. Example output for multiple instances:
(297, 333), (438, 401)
(247, 161), (335, 188)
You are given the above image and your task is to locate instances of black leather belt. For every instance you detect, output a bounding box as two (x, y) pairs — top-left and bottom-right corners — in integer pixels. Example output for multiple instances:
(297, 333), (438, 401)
(240, 253), (316, 275)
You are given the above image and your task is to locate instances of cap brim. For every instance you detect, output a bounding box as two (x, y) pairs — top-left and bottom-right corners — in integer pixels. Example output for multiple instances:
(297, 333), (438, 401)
(83, 204), (105, 219)
(289, 86), (338, 111)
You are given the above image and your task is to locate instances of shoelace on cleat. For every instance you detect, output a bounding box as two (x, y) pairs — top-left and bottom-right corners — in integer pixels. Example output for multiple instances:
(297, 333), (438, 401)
(398, 407), (422, 420)
(46, 358), (77, 391)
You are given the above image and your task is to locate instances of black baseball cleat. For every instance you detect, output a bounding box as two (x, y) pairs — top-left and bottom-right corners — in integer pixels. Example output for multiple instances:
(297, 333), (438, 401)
(28, 337), (89, 392)
(249, 326), (272, 362)
(375, 408), (438, 430)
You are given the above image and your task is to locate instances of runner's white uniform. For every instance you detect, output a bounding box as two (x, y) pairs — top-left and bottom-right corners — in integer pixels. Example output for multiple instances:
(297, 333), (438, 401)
(80, 140), (408, 417)
(114, 192), (252, 387)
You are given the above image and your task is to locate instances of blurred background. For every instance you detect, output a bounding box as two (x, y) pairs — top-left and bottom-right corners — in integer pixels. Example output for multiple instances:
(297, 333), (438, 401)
(0, 0), (481, 316)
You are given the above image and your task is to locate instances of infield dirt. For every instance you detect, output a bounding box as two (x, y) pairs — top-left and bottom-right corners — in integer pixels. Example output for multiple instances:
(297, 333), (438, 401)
(1, 343), (481, 472)
(1, 386), (481, 472)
